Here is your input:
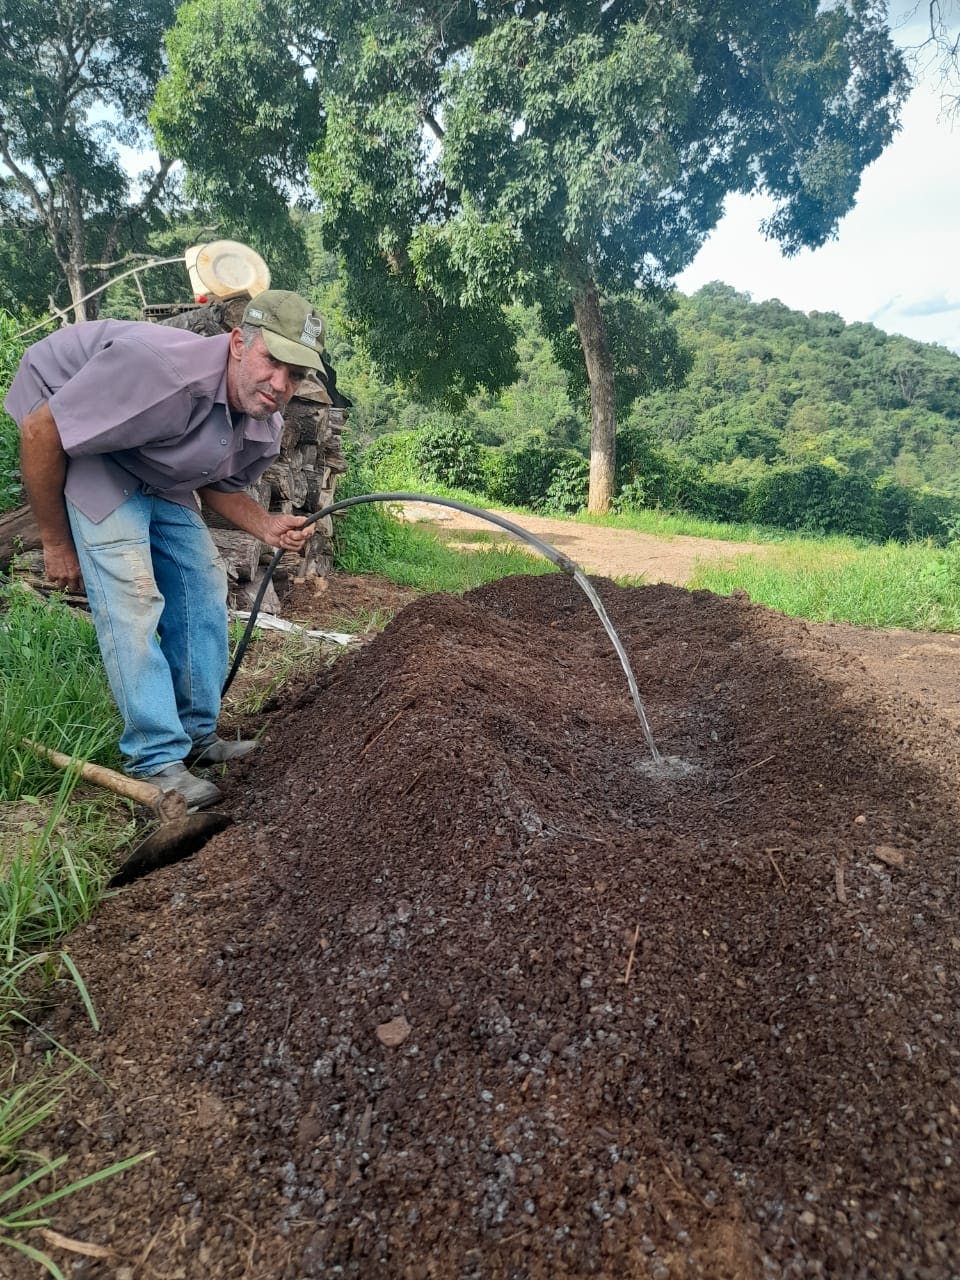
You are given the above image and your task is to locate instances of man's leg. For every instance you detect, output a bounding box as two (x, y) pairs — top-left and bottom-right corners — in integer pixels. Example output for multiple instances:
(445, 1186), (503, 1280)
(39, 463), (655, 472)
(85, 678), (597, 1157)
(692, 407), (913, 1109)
(148, 498), (229, 744)
(66, 494), (193, 775)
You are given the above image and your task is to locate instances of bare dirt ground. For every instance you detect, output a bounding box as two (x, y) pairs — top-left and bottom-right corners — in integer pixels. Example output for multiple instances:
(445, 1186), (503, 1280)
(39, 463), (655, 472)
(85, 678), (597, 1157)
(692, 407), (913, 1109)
(397, 501), (769, 584)
(7, 526), (960, 1280)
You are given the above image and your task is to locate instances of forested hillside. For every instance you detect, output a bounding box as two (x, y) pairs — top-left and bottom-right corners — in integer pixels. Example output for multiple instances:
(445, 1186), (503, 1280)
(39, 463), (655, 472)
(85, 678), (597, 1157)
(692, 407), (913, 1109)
(642, 283), (960, 497)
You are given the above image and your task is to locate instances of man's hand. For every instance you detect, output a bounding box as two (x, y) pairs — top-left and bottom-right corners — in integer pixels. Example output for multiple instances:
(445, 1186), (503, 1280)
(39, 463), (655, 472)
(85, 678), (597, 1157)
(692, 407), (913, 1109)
(260, 513), (311, 552)
(198, 488), (313, 552)
(43, 538), (84, 593)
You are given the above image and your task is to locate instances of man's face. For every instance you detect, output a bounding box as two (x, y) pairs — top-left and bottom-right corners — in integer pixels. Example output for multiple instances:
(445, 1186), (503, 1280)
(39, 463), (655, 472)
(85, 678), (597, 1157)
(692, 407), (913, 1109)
(227, 330), (308, 419)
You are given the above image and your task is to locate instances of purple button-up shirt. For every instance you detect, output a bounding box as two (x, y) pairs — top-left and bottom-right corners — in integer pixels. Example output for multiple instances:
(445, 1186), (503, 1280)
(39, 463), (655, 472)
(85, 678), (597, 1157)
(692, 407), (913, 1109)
(4, 320), (282, 523)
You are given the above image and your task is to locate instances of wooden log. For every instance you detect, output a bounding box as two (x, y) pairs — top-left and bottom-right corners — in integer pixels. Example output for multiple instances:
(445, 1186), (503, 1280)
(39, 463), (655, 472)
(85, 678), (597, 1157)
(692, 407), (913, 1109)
(303, 470), (324, 512)
(235, 567), (280, 615)
(280, 420), (302, 455)
(0, 504), (42, 571)
(293, 373), (333, 406)
(279, 444), (304, 471)
(262, 461), (294, 500)
(158, 303), (229, 336)
(262, 462), (309, 507)
(247, 477), (273, 510)
(156, 294), (250, 334)
(287, 405), (327, 445)
(210, 529), (261, 583)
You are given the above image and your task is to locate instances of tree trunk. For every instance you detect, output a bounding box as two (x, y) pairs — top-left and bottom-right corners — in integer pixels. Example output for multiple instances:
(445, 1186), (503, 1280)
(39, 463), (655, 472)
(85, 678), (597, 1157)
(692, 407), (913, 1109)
(63, 260), (88, 323)
(573, 279), (617, 514)
(64, 178), (89, 321)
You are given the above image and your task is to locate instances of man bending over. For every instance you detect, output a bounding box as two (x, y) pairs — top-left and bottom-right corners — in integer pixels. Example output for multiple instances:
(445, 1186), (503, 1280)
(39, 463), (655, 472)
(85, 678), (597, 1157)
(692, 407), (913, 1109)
(5, 290), (326, 810)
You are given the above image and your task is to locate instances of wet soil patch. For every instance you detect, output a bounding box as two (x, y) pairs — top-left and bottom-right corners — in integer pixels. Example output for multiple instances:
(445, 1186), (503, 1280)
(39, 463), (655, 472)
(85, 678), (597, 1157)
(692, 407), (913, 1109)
(13, 577), (960, 1279)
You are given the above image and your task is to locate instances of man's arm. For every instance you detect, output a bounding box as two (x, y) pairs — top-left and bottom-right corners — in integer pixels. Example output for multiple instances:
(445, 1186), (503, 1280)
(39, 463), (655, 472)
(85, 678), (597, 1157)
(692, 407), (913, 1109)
(198, 488), (311, 553)
(20, 402), (83, 592)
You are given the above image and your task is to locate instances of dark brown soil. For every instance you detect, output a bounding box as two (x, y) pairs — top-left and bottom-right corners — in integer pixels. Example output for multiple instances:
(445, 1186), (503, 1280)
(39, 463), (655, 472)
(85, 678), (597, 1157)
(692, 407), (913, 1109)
(9, 576), (960, 1280)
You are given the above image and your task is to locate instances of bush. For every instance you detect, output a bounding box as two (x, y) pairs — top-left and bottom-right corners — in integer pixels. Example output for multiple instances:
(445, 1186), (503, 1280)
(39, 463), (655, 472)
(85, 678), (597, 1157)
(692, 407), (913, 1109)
(479, 442), (589, 511)
(333, 436), (409, 570)
(363, 431), (421, 491)
(615, 424), (674, 503)
(674, 471), (748, 523)
(875, 480), (956, 543)
(744, 464), (882, 538)
(412, 420), (484, 492)
(542, 452), (589, 514)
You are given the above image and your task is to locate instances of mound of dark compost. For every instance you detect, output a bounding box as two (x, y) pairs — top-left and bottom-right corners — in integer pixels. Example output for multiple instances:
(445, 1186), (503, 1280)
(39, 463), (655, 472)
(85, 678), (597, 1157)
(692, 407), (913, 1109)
(13, 576), (960, 1279)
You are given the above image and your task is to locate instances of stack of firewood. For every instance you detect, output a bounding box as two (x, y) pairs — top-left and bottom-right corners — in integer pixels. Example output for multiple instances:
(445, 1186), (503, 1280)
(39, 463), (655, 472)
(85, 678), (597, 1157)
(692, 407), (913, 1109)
(0, 295), (348, 614)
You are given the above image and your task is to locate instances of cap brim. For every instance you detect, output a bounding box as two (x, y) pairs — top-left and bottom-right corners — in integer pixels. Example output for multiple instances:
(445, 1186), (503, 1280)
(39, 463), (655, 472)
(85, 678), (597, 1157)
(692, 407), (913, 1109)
(260, 327), (325, 372)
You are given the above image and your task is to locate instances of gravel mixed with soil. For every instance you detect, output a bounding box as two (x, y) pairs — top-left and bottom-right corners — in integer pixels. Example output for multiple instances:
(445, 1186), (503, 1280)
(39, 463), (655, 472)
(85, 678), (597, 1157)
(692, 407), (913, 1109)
(9, 575), (960, 1279)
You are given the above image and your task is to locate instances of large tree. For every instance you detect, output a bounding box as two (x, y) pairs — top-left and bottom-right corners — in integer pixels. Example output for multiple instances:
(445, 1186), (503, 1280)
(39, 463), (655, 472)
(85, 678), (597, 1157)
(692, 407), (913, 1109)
(154, 0), (909, 510)
(0, 0), (179, 320)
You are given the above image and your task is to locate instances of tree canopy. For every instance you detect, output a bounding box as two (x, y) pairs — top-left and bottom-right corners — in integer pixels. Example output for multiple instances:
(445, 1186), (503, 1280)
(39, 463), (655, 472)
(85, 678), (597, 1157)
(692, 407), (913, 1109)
(155, 0), (910, 508)
(0, 0), (179, 319)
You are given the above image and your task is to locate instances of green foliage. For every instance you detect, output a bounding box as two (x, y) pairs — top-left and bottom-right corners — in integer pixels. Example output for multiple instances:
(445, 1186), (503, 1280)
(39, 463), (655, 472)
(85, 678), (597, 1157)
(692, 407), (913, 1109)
(743, 464), (878, 538)
(413, 421), (485, 492)
(363, 432), (421, 492)
(543, 454), (590, 515)
(471, 306), (583, 449)
(638, 284), (960, 496)
(151, 0), (318, 263)
(0, 0), (180, 316)
(0, 220), (61, 318)
(153, 0), (908, 507)
(542, 292), (694, 417)
(482, 444), (561, 510)
(332, 439), (412, 574)
(0, 588), (121, 802)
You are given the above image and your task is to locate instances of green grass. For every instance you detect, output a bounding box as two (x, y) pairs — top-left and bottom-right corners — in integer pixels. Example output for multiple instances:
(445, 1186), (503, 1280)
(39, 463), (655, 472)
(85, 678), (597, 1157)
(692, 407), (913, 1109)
(575, 504), (791, 544)
(690, 537), (960, 631)
(335, 496), (557, 593)
(374, 525), (556, 592)
(0, 586), (154, 1274)
(0, 586), (121, 800)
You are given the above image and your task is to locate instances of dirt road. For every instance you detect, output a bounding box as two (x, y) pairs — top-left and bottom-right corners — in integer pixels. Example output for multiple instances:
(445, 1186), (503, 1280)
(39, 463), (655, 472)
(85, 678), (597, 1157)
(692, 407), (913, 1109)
(398, 500), (766, 583)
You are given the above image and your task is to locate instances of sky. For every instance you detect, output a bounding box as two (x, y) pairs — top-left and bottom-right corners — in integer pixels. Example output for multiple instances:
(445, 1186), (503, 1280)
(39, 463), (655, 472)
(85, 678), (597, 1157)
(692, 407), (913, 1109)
(676, 4), (960, 353)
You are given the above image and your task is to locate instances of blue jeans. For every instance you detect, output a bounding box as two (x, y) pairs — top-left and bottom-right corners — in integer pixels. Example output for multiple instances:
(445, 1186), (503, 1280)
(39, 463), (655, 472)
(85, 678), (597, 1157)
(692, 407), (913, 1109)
(67, 493), (229, 777)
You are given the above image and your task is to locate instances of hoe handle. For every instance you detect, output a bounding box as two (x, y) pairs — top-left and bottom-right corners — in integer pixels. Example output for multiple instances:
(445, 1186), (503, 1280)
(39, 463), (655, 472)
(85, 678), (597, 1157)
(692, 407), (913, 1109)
(19, 738), (186, 819)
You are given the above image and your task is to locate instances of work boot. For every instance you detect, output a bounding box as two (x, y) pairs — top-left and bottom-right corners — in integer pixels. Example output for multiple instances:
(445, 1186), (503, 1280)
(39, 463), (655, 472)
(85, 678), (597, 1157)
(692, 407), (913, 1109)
(186, 732), (259, 767)
(141, 762), (223, 811)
